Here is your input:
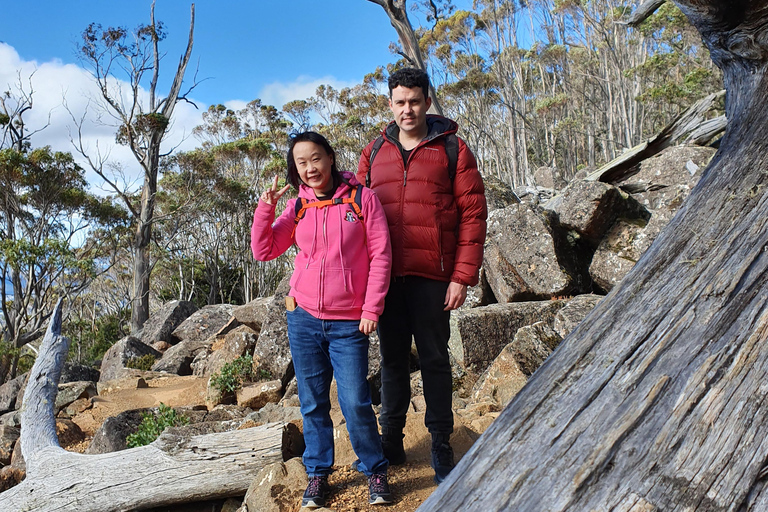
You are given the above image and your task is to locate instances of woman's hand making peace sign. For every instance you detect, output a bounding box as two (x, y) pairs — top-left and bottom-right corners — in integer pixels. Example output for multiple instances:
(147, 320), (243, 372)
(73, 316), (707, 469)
(261, 175), (291, 205)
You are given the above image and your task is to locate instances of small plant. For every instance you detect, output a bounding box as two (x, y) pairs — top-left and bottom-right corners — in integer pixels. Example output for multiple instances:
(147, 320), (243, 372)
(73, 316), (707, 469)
(257, 367), (273, 381)
(210, 356), (256, 396)
(126, 353), (156, 371)
(126, 403), (189, 448)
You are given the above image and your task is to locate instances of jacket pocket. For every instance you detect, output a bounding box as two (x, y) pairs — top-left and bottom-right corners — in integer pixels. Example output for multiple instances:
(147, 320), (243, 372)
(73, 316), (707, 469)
(290, 267), (319, 303)
(322, 268), (360, 309)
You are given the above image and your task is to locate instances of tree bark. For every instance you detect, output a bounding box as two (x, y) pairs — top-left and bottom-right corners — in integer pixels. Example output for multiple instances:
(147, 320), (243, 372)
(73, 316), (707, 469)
(366, 0), (445, 116)
(418, 2), (768, 510)
(1, 300), (286, 511)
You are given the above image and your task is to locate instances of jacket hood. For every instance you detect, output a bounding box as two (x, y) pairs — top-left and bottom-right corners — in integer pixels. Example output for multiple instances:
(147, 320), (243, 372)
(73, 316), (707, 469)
(383, 114), (458, 143)
(297, 171), (360, 200)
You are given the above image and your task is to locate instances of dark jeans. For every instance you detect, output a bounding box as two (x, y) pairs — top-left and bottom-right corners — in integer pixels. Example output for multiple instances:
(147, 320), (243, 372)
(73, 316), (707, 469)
(378, 276), (453, 435)
(287, 307), (388, 477)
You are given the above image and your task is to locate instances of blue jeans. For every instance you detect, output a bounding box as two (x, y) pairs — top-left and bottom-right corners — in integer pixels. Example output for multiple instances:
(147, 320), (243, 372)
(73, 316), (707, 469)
(286, 306), (388, 477)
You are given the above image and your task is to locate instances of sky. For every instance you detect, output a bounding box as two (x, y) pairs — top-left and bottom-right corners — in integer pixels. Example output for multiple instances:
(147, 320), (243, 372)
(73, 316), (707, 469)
(0, 0), (428, 188)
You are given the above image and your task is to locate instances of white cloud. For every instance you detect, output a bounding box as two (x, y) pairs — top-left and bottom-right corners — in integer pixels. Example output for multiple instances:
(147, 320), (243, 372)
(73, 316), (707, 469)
(258, 75), (358, 109)
(0, 43), (206, 193)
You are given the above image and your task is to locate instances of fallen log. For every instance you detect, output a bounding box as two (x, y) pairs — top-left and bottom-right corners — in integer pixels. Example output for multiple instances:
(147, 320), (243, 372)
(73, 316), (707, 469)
(0, 300), (286, 511)
(585, 90), (725, 184)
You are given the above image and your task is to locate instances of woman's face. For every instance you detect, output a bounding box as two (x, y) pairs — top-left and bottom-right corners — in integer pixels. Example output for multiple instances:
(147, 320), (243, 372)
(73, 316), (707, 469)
(293, 141), (334, 196)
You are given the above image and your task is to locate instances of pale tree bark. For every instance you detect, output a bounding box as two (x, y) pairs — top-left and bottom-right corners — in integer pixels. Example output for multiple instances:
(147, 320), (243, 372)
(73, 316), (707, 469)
(76, 2), (197, 333)
(419, 1), (768, 510)
(0, 300), (286, 511)
(366, 0), (445, 115)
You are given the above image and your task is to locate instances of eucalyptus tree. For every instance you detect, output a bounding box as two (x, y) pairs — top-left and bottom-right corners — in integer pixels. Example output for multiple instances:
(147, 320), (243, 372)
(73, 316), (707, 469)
(0, 84), (127, 383)
(75, 2), (196, 333)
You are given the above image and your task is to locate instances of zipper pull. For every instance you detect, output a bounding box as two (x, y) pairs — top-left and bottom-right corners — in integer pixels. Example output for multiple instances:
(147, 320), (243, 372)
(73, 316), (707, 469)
(403, 170), (407, 186)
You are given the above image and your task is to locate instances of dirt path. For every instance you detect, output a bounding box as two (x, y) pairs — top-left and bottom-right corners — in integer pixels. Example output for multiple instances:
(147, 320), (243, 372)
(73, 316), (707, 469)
(68, 376), (475, 511)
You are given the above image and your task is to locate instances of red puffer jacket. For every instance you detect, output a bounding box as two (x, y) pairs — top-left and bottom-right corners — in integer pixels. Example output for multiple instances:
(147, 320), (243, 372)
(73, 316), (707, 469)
(357, 115), (487, 286)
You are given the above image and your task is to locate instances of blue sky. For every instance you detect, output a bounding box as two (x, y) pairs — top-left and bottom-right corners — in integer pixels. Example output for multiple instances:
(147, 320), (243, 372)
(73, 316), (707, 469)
(1, 1), (438, 185)
(1, 1), (401, 107)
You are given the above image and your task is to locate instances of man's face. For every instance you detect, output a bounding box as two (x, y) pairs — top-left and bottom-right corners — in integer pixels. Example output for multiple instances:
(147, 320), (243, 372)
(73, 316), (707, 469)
(389, 85), (432, 137)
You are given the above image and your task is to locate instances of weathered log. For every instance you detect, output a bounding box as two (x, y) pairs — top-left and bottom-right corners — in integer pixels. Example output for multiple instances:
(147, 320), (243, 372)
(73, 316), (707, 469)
(585, 90), (725, 184)
(0, 300), (285, 511)
(419, 2), (768, 511)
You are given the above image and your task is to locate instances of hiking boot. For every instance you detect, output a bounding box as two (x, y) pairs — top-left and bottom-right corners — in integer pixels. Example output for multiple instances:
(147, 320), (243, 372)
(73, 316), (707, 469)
(302, 475), (330, 509)
(431, 433), (455, 484)
(368, 472), (394, 505)
(381, 428), (406, 465)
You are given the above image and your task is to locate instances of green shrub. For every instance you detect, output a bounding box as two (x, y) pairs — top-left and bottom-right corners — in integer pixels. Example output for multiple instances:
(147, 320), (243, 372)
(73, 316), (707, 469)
(126, 353), (156, 371)
(126, 403), (190, 448)
(210, 356), (256, 395)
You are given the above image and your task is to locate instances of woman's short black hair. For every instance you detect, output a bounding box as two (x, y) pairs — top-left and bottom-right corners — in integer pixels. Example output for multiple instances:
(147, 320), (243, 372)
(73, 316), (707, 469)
(286, 131), (340, 190)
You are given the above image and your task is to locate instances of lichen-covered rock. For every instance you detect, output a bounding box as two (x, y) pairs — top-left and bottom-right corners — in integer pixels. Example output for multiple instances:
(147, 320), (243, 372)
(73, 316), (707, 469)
(233, 297), (271, 333)
(171, 303), (237, 344)
(589, 209), (673, 292)
(0, 425), (20, 465)
(453, 300), (568, 373)
(99, 336), (162, 382)
(553, 294), (604, 339)
(0, 373), (25, 414)
(55, 381), (97, 414)
(197, 325), (258, 379)
(152, 337), (214, 375)
(470, 346), (528, 408)
(236, 380), (283, 410)
(251, 276), (293, 385)
(484, 174), (520, 212)
(139, 300), (198, 345)
(60, 363), (100, 384)
(548, 179), (650, 246)
(483, 204), (571, 302)
(505, 321), (563, 376)
(242, 458), (307, 512)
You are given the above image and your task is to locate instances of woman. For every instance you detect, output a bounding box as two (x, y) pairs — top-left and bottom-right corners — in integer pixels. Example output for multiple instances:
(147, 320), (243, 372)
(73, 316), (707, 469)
(251, 132), (392, 508)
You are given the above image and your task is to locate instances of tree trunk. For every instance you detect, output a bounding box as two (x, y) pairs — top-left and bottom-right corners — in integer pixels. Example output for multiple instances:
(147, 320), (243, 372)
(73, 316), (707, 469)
(367, 0), (444, 116)
(2, 300), (287, 511)
(418, 2), (768, 510)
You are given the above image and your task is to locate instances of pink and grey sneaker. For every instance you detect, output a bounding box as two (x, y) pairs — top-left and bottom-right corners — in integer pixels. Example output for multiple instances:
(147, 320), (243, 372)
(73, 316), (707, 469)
(368, 472), (393, 505)
(302, 475), (330, 508)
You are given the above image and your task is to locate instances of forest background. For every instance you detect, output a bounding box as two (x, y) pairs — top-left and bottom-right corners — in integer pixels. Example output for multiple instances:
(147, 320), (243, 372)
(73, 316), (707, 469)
(0, 0), (724, 385)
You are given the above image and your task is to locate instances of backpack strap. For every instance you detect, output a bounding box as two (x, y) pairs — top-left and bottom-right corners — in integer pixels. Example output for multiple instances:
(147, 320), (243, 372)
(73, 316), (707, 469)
(366, 136), (386, 187)
(292, 185), (366, 237)
(367, 133), (459, 186)
(444, 133), (458, 181)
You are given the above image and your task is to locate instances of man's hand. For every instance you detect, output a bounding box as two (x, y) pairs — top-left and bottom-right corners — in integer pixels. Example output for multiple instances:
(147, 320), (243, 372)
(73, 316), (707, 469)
(444, 282), (467, 311)
(261, 175), (291, 205)
(359, 318), (377, 335)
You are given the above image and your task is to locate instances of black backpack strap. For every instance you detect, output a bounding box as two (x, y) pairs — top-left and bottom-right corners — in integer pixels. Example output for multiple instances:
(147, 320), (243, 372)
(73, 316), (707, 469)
(445, 133), (458, 181)
(366, 136), (386, 187)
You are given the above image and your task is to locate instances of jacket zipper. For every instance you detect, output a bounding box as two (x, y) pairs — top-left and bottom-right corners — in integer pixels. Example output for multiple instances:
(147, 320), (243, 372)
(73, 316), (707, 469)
(319, 208), (327, 312)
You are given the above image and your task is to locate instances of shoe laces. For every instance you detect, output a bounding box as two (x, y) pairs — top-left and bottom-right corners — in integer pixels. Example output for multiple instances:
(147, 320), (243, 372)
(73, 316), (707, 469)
(369, 473), (389, 493)
(307, 475), (327, 495)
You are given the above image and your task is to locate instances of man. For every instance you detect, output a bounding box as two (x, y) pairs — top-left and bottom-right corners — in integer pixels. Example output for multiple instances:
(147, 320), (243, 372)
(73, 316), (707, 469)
(357, 67), (487, 484)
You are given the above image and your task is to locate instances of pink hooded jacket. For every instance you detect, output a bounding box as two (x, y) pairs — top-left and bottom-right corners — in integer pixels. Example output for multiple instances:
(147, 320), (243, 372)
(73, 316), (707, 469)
(251, 172), (391, 322)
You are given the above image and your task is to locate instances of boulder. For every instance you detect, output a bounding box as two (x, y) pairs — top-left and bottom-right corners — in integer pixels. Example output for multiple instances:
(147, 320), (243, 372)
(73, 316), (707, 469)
(483, 204), (572, 302)
(54, 381), (97, 415)
(546, 179), (650, 247)
(86, 408), (150, 454)
(60, 363), (100, 384)
(452, 300), (568, 373)
(589, 209), (673, 292)
(171, 304), (237, 344)
(233, 297), (271, 333)
(99, 336), (162, 382)
(553, 293), (604, 339)
(152, 337), (214, 375)
(505, 321), (563, 376)
(236, 380), (283, 410)
(252, 276), (294, 385)
(483, 174), (520, 212)
(0, 373), (26, 414)
(470, 347), (528, 409)
(242, 458), (307, 512)
(197, 325), (258, 379)
(618, 145), (714, 211)
(139, 300), (198, 345)
(0, 425), (20, 465)
(534, 166), (567, 191)
(244, 403), (302, 425)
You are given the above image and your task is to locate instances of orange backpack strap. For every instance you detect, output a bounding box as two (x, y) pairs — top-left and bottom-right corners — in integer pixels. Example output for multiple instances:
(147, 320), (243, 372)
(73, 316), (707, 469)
(291, 185), (366, 237)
